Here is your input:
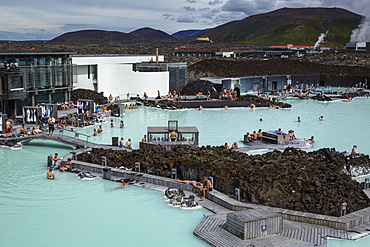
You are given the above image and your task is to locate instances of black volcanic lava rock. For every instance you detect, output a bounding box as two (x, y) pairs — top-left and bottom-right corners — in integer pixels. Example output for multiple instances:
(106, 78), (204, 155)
(71, 89), (107, 105)
(77, 146), (370, 216)
(237, 94), (291, 108)
(181, 80), (221, 97)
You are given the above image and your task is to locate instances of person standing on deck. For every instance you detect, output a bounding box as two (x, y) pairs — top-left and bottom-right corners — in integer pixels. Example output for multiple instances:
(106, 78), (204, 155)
(156, 90), (161, 100)
(48, 115), (55, 136)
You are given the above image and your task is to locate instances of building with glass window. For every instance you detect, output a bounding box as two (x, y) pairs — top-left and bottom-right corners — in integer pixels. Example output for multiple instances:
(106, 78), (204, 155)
(0, 52), (187, 117)
(202, 74), (368, 93)
(0, 50), (76, 116)
(72, 55), (188, 98)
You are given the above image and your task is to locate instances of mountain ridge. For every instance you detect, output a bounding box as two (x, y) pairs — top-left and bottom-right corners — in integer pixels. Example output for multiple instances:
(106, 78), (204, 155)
(51, 27), (176, 42)
(200, 7), (363, 46)
(51, 7), (363, 46)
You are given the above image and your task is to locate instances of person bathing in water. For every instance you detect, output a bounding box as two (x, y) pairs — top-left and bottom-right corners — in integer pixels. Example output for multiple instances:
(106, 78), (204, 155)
(46, 167), (55, 179)
(112, 179), (129, 190)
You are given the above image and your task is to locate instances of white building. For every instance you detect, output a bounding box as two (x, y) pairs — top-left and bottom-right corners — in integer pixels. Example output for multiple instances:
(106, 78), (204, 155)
(72, 54), (169, 98)
(346, 42), (370, 51)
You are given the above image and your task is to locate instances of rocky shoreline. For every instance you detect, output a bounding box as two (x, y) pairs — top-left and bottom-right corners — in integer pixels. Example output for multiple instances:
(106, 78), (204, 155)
(141, 90), (291, 109)
(77, 146), (370, 217)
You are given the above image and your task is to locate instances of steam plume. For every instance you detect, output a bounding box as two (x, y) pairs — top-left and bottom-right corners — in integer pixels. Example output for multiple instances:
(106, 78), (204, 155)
(351, 17), (370, 42)
(314, 31), (328, 49)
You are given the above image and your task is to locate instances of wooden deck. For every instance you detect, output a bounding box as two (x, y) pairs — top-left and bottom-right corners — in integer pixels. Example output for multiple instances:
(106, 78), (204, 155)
(193, 213), (357, 247)
(0, 131), (131, 151)
(237, 139), (312, 153)
(62, 151), (370, 247)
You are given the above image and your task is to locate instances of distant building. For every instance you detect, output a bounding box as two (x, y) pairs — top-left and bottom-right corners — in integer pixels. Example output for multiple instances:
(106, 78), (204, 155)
(175, 51), (216, 58)
(0, 50), (75, 116)
(202, 74), (368, 93)
(195, 37), (212, 42)
(167, 63), (188, 93)
(72, 55), (188, 98)
(346, 42), (370, 51)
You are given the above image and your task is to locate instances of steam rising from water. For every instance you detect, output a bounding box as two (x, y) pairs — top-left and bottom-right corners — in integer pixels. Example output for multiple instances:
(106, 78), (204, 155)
(314, 31), (328, 49)
(351, 17), (370, 42)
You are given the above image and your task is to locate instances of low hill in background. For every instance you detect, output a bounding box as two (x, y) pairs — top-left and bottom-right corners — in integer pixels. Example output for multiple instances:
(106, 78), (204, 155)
(200, 7), (362, 46)
(49, 8), (362, 46)
(171, 29), (211, 39)
(51, 27), (176, 42)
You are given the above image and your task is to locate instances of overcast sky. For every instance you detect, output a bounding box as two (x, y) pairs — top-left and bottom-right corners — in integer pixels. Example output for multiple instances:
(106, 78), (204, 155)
(0, 0), (368, 40)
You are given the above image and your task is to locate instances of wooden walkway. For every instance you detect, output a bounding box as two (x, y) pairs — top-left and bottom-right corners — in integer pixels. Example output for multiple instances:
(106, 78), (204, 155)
(0, 132), (131, 151)
(60, 151), (370, 247)
(193, 214), (355, 247)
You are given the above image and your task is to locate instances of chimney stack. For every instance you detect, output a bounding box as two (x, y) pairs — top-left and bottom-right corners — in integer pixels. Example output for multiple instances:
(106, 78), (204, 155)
(156, 48), (159, 63)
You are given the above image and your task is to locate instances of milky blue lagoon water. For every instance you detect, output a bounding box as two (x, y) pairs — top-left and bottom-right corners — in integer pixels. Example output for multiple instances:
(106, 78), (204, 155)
(67, 97), (370, 155)
(2, 97), (370, 246)
(0, 142), (212, 247)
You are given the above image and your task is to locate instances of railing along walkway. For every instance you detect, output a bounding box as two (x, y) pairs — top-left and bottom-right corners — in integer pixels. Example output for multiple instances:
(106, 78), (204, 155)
(0, 129), (131, 151)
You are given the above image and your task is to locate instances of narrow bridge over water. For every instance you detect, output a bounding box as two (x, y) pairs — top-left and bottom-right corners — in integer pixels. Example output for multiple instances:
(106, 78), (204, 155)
(0, 129), (131, 151)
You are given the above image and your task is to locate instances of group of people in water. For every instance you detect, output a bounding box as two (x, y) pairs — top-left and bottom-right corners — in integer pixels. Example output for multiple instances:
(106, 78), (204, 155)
(119, 137), (132, 149)
(224, 142), (239, 150)
(124, 104), (138, 109)
(245, 129), (263, 142)
(46, 153), (73, 179)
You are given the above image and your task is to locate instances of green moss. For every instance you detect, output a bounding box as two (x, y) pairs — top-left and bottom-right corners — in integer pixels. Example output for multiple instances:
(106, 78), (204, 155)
(209, 152), (221, 160)
(195, 155), (206, 161)
(181, 157), (193, 163)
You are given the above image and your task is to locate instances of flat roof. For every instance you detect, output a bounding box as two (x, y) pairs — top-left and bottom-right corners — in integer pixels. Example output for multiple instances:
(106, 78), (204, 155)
(148, 126), (198, 134)
(0, 50), (77, 55)
(73, 54), (161, 57)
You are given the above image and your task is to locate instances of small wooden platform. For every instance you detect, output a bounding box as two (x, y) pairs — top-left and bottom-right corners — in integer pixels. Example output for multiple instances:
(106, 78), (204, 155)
(194, 214), (355, 247)
(237, 139), (312, 153)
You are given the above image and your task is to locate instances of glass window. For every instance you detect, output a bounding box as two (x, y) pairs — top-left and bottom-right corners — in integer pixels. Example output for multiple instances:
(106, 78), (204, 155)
(54, 58), (62, 65)
(51, 92), (65, 103)
(38, 58), (46, 65)
(54, 67), (63, 87)
(10, 76), (23, 89)
(35, 93), (49, 104)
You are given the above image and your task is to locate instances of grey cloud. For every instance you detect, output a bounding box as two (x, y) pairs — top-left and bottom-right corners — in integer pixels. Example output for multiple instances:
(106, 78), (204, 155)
(182, 6), (196, 11)
(186, 0), (197, 3)
(208, 0), (223, 5)
(59, 24), (100, 31)
(318, 0), (369, 16)
(201, 8), (221, 19)
(201, 12), (217, 19)
(221, 0), (277, 16)
(199, 8), (211, 11)
(177, 14), (197, 23)
(163, 13), (174, 20)
(0, 30), (56, 41)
